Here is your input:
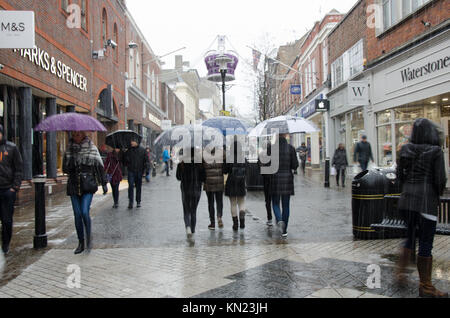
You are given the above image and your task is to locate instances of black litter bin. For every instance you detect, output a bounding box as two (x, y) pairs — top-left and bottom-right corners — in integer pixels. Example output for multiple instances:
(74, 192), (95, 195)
(370, 168), (407, 239)
(352, 169), (386, 239)
(246, 159), (264, 190)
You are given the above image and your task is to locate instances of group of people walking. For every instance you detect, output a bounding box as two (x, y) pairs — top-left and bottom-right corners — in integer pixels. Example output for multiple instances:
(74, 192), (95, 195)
(0, 117), (447, 297)
(176, 134), (299, 239)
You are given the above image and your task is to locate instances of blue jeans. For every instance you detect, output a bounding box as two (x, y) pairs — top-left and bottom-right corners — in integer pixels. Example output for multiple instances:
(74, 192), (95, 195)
(272, 195), (291, 232)
(359, 161), (369, 171)
(70, 194), (94, 241)
(164, 161), (170, 176)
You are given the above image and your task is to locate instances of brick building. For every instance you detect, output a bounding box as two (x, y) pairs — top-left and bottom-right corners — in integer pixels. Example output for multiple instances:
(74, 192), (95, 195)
(0, 0), (185, 204)
(327, 0), (449, 177)
(273, 10), (344, 167)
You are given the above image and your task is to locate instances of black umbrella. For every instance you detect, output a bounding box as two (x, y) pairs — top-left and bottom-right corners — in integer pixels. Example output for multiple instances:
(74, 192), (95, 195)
(106, 130), (142, 149)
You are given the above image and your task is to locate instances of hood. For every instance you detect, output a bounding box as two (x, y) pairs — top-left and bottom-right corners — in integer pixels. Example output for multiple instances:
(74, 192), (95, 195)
(410, 118), (443, 146)
(400, 143), (441, 160)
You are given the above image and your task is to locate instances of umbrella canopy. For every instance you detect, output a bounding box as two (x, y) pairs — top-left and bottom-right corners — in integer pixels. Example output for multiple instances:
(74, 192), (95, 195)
(248, 115), (319, 137)
(34, 113), (107, 132)
(105, 130), (142, 149)
(202, 116), (248, 136)
(154, 125), (223, 148)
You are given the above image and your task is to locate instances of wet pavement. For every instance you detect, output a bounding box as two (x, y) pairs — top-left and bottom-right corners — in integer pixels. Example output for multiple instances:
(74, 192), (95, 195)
(0, 166), (449, 298)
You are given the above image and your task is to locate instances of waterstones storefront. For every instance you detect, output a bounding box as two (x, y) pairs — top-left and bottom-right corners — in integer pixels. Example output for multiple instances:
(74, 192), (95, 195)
(370, 28), (450, 174)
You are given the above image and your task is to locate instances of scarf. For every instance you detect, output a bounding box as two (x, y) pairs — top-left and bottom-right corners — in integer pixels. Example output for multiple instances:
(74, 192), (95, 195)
(65, 137), (104, 168)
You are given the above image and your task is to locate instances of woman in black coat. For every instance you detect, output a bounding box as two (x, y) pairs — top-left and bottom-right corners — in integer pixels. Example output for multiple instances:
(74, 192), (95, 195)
(176, 147), (206, 239)
(269, 134), (299, 237)
(332, 143), (349, 187)
(224, 139), (247, 231)
(395, 118), (447, 298)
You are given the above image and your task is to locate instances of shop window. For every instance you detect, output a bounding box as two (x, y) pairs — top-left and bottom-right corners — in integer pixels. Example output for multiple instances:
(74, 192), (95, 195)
(377, 110), (391, 125)
(394, 106), (424, 122)
(378, 125), (393, 166)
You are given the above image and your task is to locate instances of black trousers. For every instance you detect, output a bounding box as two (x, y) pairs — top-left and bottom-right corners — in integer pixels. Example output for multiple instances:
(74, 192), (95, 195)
(0, 189), (16, 249)
(128, 171), (143, 204)
(336, 168), (346, 185)
(111, 183), (120, 205)
(206, 191), (223, 221)
(182, 192), (201, 233)
(300, 158), (306, 174)
(263, 180), (272, 221)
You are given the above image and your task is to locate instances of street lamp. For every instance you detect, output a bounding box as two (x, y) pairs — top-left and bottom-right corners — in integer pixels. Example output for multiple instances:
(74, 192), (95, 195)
(215, 54), (232, 112)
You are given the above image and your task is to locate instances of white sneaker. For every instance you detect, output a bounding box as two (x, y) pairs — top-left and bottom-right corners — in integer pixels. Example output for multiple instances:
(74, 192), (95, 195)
(186, 226), (192, 238)
(266, 220), (273, 227)
(281, 232), (288, 238)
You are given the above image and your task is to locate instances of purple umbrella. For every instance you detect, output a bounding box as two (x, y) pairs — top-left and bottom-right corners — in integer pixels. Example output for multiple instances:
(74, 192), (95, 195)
(34, 113), (107, 132)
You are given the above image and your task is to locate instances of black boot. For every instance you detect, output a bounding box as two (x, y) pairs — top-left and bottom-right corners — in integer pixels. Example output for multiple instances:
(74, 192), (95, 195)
(232, 217), (239, 231)
(74, 240), (85, 254)
(239, 211), (245, 229)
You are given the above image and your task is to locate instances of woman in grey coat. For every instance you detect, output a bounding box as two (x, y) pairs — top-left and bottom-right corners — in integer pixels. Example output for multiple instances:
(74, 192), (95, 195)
(395, 118), (447, 298)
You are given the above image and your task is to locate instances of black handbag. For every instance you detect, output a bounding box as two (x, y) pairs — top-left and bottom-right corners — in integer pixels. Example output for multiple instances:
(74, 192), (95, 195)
(80, 171), (98, 194)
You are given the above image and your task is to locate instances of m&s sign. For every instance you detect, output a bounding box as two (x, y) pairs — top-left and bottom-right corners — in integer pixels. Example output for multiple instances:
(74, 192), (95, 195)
(0, 11), (35, 49)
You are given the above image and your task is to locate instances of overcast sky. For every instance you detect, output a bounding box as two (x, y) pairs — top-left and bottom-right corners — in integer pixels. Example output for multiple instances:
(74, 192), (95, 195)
(127, 0), (358, 118)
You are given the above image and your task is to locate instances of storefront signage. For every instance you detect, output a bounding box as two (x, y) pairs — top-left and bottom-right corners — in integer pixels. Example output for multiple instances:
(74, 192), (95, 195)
(400, 55), (449, 83)
(315, 99), (330, 112)
(0, 11), (35, 49)
(300, 94), (323, 119)
(290, 84), (302, 95)
(348, 81), (369, 106)
(148, 113), (161, 127)
(13, 46), (88, 92)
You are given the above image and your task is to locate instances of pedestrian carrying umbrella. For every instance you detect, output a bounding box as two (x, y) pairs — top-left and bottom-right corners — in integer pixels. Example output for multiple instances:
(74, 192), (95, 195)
(248, 115), (319, 137)
(202, 116), (248, 136)
(106, 130), (142, 149)
(154, 125), (222, 148)
(34, 113), (107, 132)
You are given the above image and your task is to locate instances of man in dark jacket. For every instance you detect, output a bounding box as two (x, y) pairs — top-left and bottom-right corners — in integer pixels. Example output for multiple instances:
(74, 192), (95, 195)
(270, 134), (299, 238)
(332, 143), (349, 187)
(0, 124), (23, 254)
(395, 118), (447, 298)
(124, 138), (149, 209)
(296, 143), (308, 175)
(177, 148), (206, 238)
(353, 135), (374, 171)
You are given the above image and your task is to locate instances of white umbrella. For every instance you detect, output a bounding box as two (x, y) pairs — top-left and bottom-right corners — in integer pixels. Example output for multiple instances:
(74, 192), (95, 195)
(248, 115), (319, 137)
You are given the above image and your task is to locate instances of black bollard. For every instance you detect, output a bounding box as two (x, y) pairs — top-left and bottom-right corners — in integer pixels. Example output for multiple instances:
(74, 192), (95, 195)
(33, 175), (47, 249)
(324, 158), (330, 188)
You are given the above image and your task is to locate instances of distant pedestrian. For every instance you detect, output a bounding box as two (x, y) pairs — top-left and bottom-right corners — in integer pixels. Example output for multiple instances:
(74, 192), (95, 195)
(124, 137), (150, 209)
(270, 134), (299, 238)
(104, 148), (123, 208)
(63, 131), (108, 254)
(145, 147), (154, 183)
(353, 135), (374, 171)
(259, 140), (273, 226)
(0, 124), (23, 255)
(176, 148), (206, 239)
(332, 143), (349, 187)
(224, 138), (247, 231)
(297, 143), (308, 175)
(395, 118), (448, 298)
(203, 148), (225, 230)
(163, 146), (171, 176)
